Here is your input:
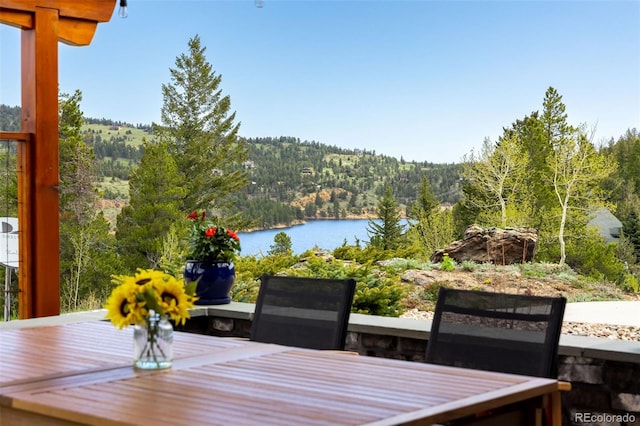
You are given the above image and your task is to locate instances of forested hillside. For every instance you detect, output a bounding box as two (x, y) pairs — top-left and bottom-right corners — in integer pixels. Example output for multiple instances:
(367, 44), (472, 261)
(84, 128), (463, 227)
(234, 136), (462, 227)
(0, 104), (462, 228)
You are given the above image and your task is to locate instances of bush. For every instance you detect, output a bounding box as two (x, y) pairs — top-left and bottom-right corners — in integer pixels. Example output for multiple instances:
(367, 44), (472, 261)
(231, 253), (301, 303)
(565, 231), (625, 282)
(460, 260), (477, 272)
(440, 253), (456, 272)
(378, 258), (434, 273)
(332, 244), (389, 264)
(422, 281), (447, 302)
(620, 273), (639, 293)
(281, 254), (406, 317)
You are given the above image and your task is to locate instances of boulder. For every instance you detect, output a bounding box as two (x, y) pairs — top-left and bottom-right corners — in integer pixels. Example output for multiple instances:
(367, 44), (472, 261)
(430, 224), (537, 265)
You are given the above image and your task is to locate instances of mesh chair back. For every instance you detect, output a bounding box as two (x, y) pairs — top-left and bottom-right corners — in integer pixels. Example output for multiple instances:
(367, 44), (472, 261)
(426, 287), (566, 378)
(250, 274), (357, 350)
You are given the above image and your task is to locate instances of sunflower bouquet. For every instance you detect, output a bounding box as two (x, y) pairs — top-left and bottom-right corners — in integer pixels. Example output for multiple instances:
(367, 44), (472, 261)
(104, 269), (198, 369)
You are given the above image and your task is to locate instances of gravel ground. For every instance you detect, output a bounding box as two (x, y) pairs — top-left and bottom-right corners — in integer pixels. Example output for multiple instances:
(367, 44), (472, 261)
(400, 309), (640, 341)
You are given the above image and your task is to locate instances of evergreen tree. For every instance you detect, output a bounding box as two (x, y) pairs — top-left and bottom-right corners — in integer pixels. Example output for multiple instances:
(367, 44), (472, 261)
(59, 90), (97, 223)
(623, 208), (640, 260)
(58, 91), (121, 311)
(268, 231), (293, 256)
(542, 87), (572, 141)
(116, 141), (186, 271)
(367, 184), (404, 251)
(410, 177), (439, 221)
(304, 202), (317, 218)
(504, 93), (559, 231)
(154, 35), (249, 225)
(407, 177), (455, 258)
(333, 197), (340, 219)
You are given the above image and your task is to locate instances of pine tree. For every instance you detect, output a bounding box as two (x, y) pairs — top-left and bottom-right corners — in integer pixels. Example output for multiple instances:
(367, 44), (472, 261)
(58, 91), (121, 311)
(154, 35), (249, 224)
(367, 184), (404, 251)
(623, 209), (640, 259)
(115, 141), (186, 271)
(407, 177), (455, 258)
(59, 90), (97, 223)
(268, 232), (292, 256)
(410, 177), (439, 222)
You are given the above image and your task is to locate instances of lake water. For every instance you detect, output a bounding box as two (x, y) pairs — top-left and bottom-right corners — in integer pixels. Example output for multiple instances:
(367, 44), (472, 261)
(238, 219), (379, 256)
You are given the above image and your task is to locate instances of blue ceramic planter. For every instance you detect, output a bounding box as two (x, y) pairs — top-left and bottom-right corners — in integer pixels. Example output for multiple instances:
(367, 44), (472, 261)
(184, 260), (235, 305)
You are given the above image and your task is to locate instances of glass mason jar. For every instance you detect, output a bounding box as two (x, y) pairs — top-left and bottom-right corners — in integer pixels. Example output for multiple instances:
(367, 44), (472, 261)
(133, 311), (173, 370)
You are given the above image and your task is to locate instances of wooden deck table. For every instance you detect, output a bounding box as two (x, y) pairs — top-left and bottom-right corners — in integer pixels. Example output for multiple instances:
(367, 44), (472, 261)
(0, 321), (564, 426)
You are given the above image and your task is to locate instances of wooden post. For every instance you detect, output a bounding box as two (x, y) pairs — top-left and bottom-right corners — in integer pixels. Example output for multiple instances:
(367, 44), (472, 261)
(0, 0), (116, 318)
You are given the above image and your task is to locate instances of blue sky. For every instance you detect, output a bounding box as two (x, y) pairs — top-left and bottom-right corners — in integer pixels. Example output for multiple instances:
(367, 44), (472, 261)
(1, 1), (639, 164)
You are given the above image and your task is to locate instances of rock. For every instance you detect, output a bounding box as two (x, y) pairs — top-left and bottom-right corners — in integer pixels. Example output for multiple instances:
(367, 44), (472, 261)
(431, 224), (537, 265)
(401, 270), (437, 286)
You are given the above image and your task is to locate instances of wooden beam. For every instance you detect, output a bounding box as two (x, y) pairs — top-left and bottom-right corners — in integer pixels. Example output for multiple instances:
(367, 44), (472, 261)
(18, 6), (61, 319)
(58, 18), (99, 46)
(0, 0), (113, 46)
(0, 8), (33, 29)
(0, 0), (114, 23)
(1, 14), (102, 46)
(0, 133), (31, 142)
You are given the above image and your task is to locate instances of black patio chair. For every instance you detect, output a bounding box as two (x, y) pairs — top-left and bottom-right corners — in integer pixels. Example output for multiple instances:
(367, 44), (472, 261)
(426, 287), (567, 379)
(250, 274), (357, 350)
(425, 288), (568, 426)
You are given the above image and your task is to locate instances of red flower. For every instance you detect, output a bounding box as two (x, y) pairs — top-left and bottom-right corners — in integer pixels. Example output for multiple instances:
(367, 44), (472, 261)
(187, 210), (241, 263)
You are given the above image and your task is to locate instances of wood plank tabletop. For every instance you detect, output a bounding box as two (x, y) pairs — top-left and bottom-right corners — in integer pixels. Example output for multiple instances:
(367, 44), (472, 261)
(0, 323), (561, 426)
(0, 321), (254, 388)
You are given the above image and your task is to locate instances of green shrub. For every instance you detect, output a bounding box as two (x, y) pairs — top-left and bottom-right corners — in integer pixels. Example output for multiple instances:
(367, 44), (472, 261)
(332, 244), (389, 264)
(523, 268), (547, 278)
(460, 260), (477, 272)
(620, 273), (639, 293)
(281, 254), (406, 317)
(422, 281), (446, 302)
(230, 272), (261, 303)
(565, 231), (625, 282)
(230, 253), (301, 303)
(378, 258), (433, 274)
(440, 253), (456, 272)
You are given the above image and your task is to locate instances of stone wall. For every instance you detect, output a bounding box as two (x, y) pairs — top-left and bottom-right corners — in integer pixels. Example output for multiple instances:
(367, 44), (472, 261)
(179, 303), (640, 426)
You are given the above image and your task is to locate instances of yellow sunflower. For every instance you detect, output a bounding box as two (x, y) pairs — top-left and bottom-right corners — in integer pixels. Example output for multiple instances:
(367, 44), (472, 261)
(104, 283), (140, 329)
(158, 276), (196, 325)
(134, 269), (169, 286)
(105, 269), (197, 329)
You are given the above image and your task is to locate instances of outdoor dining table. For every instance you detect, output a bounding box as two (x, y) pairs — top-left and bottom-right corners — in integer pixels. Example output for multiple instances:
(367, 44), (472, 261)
(0, 320), (565, 425)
